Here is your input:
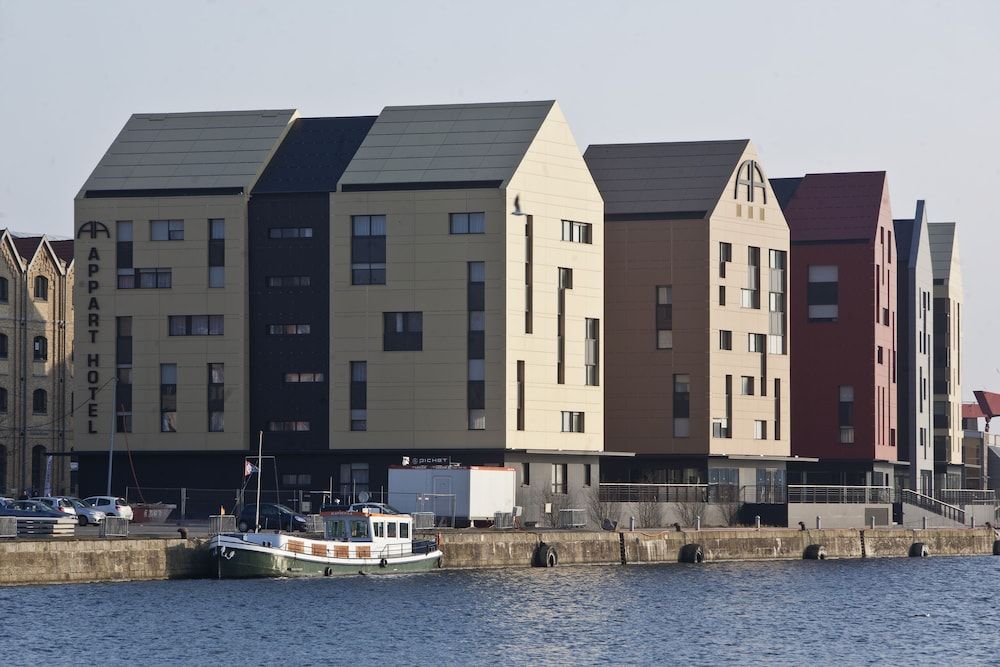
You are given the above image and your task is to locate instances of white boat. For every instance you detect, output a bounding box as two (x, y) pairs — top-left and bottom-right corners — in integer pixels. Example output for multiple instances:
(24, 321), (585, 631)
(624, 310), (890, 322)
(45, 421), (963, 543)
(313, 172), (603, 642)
(209, 509), (442, 578)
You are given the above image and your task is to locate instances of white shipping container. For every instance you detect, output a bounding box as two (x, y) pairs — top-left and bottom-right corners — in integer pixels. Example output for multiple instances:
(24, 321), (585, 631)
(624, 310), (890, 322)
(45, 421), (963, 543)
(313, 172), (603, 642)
(388, 466), (516, 522)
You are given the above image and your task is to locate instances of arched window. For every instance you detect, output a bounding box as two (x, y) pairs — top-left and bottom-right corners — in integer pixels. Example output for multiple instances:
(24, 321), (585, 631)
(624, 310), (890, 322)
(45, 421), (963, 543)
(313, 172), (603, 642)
(0, 333), (7, 359)
(33, 336), (47, 361)
(0, 387), (7, 413)
(31, 445), (46, 495)
(34, 275), (48, 300)
(0, 445), (6, 494)
(32, 388), (47, 414)
(0, 277), (8, 303)
(734, 159), (768, 204)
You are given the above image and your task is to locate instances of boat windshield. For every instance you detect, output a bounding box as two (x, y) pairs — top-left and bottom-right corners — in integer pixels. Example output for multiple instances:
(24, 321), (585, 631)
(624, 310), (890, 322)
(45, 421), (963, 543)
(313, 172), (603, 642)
(349, 519), (370, 540)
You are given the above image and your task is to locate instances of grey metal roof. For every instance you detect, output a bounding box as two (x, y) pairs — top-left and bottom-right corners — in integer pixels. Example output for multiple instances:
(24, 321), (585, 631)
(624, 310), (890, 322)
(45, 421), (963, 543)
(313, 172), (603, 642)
(927, 221), (958, 279)
(583, 140), (749, 218)
(337, 101), (555, 189)
(78, 109), (296, 197)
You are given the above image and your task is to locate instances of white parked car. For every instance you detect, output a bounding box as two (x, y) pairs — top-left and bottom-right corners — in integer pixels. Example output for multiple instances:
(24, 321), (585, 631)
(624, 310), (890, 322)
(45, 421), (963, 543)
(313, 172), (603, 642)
(32, 496), (77, 517)
(83, 496), (133, 521)
(67, 498), (106, 526)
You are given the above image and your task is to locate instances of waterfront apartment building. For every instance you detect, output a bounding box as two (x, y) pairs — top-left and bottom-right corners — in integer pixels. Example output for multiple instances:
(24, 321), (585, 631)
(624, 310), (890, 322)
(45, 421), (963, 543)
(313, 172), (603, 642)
(928, 222), (964, 489)
(893, 202), (935, 494)
(772, 172), (898, 488)
(73, 102), (607, 515)
(584, 140), (792, 500)
(0, 232), (74, 497)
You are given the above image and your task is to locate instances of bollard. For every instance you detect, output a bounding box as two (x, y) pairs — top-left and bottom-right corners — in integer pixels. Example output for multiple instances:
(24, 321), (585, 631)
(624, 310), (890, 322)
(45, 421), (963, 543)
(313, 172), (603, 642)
(629, 516), (635, 532)
(922, 516), (927, 530)
(755, 515), (761, 530)
(971, 517), (976, 529)
(695, 516), (701, 531)
(816, 516), (822, 530)
(870, 516), (875, 530)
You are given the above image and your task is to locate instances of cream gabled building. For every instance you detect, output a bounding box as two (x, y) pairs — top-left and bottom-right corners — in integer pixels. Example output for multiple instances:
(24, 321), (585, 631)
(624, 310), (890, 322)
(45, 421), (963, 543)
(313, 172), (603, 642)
(584, 140), (792, 500)
(0, 231), (74, 496)
(928, 221), (964, 488)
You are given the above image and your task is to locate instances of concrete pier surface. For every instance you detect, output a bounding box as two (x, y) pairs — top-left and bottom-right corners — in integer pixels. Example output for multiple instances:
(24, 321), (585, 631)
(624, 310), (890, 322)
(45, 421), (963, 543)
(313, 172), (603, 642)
(1, 526), (997, 586)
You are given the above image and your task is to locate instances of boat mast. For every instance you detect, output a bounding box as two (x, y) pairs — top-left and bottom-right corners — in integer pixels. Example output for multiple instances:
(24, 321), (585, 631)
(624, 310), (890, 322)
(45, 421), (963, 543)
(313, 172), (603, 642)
(254, 430), (263, 533)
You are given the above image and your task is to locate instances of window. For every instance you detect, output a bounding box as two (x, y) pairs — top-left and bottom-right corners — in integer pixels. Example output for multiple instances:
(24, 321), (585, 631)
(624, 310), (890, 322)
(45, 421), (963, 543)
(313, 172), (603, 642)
(557, 268), (572, 384)
(350, 361), (367, 431)
(877, 346), (884, 364)
(524, 215), (533, 333)
(585, 318), (599, 386)
(561, 411), (585, 433)
(169, 315), (224, 336)
(0, 334), (7, 359)
(384, 312), (422, 351)
(151, 220), (184, 241)
(774, 378), (781, 440)
(160, 364), (177, 432)
(284, 372), (325, 383)
(522, 462), (531, 486)
(118, 267), (172, 289)
(340, 462), (369, 497)
(768, 250), (787, 354)
(561, 220), (592, 244)
(116, 316), (133, 433)
(208, 219), (224, 288)
(673, 374), (690, 437)
(741, 376), (755, 396)
(117, 221), (133, 282)
(351, 215), (386, 285)
(748, 333), (765, 353)
(0, 277), (7, 303)
(267, 324), (310, 335)
(267, 276), (311, 288)
(268, 421), (311, 432)
(741, 246), (760, 309)
(712, 418), (729, 439)
(807, 265), (838, 321)
(0, 387), (6, 413)
(33, 336), (47, 361)
(516, 360), (525, 431)
(754, 420), (767, 440)
(208, 363), (224, 432)
(551, 464), (568, 494)
(839, 385), (854, 443)
(719, 242), (732, 277)
(719, 330), (732, 350)
(450, 212), (485, 234)
(468, 262), (485, 430)
(584, 464), (592, 487)
(719, 286), (726, 306)
(34, 276), (48, 301)
(281, 474), (312, 487)
(656, 286), (673, 349)
(32, 389), (47, 414)
(268, 227), (314, 239)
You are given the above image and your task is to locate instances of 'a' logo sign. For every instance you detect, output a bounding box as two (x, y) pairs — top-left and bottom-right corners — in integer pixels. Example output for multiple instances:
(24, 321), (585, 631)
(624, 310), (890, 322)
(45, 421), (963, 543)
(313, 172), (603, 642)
(77, 221), (110, 239)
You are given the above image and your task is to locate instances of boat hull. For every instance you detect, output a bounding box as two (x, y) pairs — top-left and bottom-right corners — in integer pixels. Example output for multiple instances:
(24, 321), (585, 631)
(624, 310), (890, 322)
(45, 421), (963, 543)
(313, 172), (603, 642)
(209, 535), (442, 579)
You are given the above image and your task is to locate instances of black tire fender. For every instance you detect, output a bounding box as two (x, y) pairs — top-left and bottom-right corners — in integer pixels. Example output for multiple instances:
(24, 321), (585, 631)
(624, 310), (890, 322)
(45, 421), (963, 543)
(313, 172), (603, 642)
(679, 543), (704, 564)
(909, 542), (930, 558)
(379, 558), (388, 569)
(534, 542), (559, 567)
(803, 544), (827, 560)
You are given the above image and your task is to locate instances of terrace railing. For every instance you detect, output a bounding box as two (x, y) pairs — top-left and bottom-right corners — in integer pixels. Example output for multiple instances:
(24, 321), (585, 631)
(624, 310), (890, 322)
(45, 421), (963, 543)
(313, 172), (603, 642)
(935, 489), (997, 506)
(599, 483), (708, 503)
(787, 485), (892, 504)
(900, 489), (965, 524)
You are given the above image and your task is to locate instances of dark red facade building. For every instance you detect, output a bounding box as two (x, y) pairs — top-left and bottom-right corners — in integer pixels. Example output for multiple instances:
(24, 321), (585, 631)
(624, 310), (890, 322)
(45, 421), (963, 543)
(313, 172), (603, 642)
(771, 172), (899, 488)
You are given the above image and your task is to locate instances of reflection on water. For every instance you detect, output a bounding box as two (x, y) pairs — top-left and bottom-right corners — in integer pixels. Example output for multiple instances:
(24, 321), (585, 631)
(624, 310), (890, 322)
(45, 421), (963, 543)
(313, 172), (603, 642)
(3, 557), (998, 665)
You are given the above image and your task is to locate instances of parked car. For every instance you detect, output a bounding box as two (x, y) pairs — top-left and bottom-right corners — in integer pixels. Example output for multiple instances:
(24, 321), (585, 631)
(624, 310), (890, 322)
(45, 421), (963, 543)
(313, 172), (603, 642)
(66, 498), (106, 526)
(82, 496), (134, 521)
(32, 497), (78, 517)
(236, 503), (309, 532)
(4, 500), (66, 518)
(0, 497), (13, 508)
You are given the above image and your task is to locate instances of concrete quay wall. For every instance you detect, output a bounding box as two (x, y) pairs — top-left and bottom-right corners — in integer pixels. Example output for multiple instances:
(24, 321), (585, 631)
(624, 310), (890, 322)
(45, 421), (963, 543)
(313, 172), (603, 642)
(0, 537), (210, 586)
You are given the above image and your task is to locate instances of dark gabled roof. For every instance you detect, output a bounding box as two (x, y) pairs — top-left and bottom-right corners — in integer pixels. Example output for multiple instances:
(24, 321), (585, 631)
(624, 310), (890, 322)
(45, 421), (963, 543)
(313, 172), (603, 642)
(769, 177), (802, 210)
(775, 171), (887, 242)
(893, 218), (915, 261)
(252, 116), (378, 194)
(48, 239), (74, 264)
(11, 236), (42, 261)
(583, 140), (749, 219)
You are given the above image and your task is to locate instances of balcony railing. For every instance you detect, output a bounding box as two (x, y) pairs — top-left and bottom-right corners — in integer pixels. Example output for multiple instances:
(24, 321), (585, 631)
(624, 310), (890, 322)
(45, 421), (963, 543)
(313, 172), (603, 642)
(935, 489), (997, 506)
(598, 483), (786, 505)
(787, 485), (892, 504)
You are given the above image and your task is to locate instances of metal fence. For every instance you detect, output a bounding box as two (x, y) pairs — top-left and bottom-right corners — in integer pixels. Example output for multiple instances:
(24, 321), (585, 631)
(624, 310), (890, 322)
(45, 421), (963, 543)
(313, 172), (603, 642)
(100, 517), (129, 537)
(209, 515), (236, 535)
(936, 489), (997, 506)
(558, 509), (586, 529)
(599, 483), (786, 505)
(787, 485), (892, 504)
(0, 517), (15, 538)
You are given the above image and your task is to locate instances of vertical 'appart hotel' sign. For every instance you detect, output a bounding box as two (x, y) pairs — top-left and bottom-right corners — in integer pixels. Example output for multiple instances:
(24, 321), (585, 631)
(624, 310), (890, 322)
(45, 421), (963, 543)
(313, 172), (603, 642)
(77, 220), (109, 433)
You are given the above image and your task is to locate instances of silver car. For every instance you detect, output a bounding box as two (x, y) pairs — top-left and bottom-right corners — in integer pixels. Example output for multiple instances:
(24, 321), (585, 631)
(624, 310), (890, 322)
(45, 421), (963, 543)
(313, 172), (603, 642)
(67, 498), (106, 526)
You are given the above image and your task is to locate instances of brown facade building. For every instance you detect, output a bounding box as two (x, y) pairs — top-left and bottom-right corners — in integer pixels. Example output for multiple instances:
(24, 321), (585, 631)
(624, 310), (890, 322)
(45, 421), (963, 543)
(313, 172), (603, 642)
(585, 141), (792, 500)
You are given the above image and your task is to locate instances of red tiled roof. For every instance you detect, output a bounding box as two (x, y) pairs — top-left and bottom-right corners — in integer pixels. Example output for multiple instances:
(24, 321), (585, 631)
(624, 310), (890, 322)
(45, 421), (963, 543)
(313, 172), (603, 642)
(11, 236), (42, 261)
(973, 391), (1000, 419)
(48, 239), (74, 264)
(780, 171), (888, 242)
(963, 403), (985, 419)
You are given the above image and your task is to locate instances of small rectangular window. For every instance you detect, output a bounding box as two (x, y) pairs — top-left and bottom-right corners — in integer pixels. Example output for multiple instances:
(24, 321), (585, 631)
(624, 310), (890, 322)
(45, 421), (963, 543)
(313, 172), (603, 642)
(352, 215), (386, 285)
(561, 220), (593, 244)
(383, 312), (422, 351)
(151, 219), (184, 241)
(741, 376), (754, 396)
(719, 330), (732, 350)
(450, 212), (485, 234)
(560, 411), (585, 433)
(269, 227), (314, 239)
(267, 324), (311, 335)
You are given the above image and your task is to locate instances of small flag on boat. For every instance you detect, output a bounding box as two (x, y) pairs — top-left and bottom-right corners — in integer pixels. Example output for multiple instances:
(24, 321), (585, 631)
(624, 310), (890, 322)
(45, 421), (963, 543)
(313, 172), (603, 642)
(244, 460), (259, 477)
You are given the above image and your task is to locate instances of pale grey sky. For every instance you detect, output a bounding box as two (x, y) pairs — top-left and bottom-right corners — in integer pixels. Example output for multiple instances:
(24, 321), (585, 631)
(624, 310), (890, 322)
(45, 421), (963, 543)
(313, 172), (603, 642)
(1, 0), (997, 397)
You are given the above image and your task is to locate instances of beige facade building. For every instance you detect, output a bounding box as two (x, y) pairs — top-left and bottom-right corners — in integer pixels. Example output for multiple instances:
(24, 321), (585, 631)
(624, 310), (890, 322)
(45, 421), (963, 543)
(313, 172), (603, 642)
(584, 141), (792, 499)
(0, 232), (74, 496)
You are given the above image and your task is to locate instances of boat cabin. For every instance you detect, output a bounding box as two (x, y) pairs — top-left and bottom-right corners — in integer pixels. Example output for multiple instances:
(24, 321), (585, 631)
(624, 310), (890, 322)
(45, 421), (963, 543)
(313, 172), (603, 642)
(323, 511), (413, 556)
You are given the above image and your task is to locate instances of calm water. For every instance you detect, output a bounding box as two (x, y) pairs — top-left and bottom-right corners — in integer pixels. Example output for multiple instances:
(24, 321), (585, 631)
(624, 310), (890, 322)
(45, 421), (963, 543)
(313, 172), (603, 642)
(3, 557), (1000, 665)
